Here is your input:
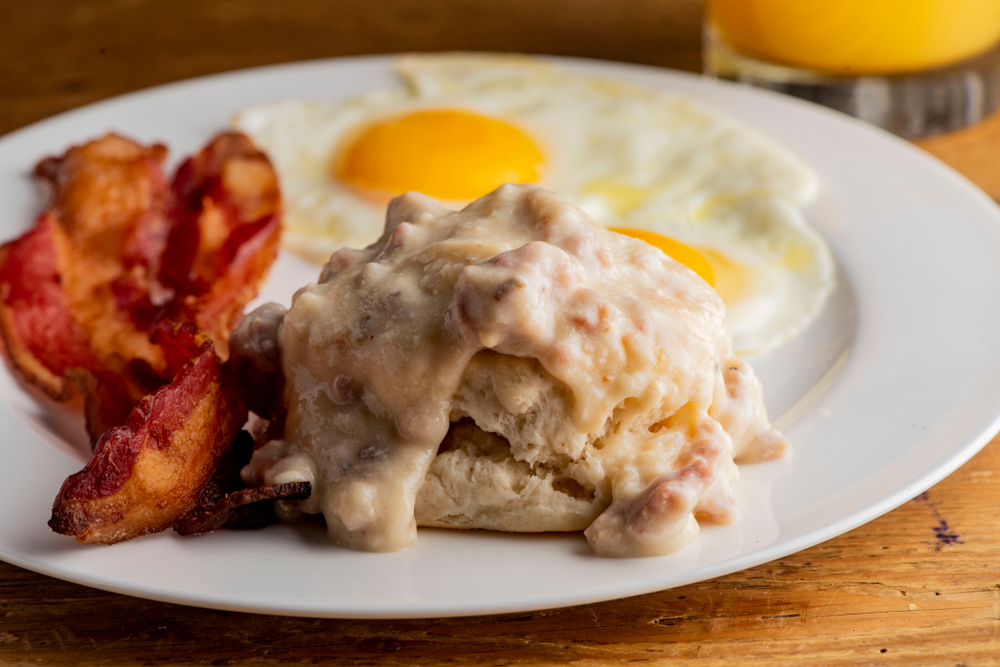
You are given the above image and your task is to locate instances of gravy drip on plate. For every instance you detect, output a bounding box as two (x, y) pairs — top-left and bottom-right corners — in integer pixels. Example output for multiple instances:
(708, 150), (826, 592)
(242, 184), (786, 557)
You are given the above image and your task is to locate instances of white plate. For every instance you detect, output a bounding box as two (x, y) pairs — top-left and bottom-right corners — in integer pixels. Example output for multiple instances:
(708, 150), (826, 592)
(1, 56), (1000, 619)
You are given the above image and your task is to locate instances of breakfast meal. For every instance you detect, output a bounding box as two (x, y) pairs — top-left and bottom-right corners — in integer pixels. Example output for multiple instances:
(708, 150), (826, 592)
(234, 53), (835, 356)
(0, 53), (833, 558)
(234, 183), (787, 557)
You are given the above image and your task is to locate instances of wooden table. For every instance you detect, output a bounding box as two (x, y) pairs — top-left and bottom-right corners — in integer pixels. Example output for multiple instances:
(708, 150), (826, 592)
(3, 1), (1000, 663)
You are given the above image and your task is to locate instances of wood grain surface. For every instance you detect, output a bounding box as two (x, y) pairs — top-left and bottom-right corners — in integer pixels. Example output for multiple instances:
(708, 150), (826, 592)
(3, 1), (1000, 664)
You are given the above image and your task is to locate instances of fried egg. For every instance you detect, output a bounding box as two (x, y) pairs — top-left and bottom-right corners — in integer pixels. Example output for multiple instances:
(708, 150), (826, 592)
(232, 53), (834, 355)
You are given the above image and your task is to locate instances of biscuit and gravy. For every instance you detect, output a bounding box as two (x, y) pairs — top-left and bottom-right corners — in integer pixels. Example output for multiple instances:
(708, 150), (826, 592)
(235, 184), (788, 557)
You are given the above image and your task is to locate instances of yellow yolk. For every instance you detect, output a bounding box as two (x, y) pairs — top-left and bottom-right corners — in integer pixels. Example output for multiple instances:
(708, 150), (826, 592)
(336, 109), (543, 200)
(610, 227), (715, 287)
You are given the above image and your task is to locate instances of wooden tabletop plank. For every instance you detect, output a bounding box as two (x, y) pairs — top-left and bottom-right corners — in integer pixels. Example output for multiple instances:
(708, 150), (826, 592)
(916, 110), (1000, 202)
(3, 1), (1000, 664)
(0, 0), (702, 138)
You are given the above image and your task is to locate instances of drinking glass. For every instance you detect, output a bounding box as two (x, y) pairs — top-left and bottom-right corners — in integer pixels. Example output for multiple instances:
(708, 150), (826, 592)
(703, 0), (1000, 138)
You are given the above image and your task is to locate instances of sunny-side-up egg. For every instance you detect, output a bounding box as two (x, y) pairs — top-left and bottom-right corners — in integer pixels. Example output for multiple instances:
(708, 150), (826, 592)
(232, 53), (835, 355)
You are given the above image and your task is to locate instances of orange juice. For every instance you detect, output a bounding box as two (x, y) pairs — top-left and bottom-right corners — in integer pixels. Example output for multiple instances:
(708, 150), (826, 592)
(707, 0), (1000, 75)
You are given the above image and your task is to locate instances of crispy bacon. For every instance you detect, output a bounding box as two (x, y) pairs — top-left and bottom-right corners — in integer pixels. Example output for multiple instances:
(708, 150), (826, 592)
(49, 344), (248, 545)
(0, 131), (289, 545)
(0, 215), (101, 399)
(0, 132), (282, 441)
(184, 215), (281, 354)
(175, 482), (312, 535)
(174, 429), (311, 535)
(160, 133), (281, 354)
(36, 135), (170, 378)
(0, 136), (173, 418)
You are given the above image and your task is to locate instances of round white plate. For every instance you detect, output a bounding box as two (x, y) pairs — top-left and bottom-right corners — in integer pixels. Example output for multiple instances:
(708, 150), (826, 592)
(1, 56), (999, 619)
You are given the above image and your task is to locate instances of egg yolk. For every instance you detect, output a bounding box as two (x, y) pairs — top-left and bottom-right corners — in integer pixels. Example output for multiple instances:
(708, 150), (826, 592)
(609, 227), (715, 287)
(336, 109), (544, 200)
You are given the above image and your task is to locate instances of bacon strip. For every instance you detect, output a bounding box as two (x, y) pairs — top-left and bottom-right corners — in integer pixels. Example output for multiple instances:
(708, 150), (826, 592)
(1, 132), (288, 544)
(175, 427), (310, 535)
(175, 483), (312, 534)
(0, 215), (100, 399)
(49, 344), (247, 545)
(159, 132), (282, 355)
(0, 132), (282, 442)
(37, 135), (171, 379)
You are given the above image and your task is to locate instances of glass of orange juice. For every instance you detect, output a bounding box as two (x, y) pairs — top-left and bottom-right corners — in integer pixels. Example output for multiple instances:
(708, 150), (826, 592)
(704, 0), (1000, 137)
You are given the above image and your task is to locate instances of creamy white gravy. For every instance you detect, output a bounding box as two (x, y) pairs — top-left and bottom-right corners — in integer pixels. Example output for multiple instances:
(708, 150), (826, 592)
(242, 184), (786, 557)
